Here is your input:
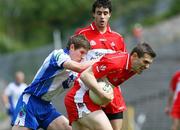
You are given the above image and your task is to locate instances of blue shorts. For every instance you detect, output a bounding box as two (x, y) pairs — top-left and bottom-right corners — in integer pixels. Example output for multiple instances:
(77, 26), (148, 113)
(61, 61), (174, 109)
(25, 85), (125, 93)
(12, 94), (61, 130)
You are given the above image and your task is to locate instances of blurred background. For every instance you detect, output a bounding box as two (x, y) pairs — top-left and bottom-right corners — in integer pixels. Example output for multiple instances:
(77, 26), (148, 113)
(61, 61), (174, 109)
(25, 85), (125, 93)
(0, 0), (180, 130)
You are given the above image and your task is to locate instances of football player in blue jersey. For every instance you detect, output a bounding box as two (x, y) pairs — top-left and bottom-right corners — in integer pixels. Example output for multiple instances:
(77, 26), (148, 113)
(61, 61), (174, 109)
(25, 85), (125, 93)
(12, 34), (96, 130)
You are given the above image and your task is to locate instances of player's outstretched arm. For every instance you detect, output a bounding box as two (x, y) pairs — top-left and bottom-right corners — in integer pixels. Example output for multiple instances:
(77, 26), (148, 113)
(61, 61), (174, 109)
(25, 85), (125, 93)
(63, 59), (97, 73)
(164, 89), (174, 115)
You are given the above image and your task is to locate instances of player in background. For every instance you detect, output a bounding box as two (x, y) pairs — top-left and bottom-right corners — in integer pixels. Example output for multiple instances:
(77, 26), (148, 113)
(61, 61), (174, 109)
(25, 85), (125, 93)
(65, 43), (156, 130)
(2, 71), (27, 122)
(132, 23), (143, 44)
(75, 0), (127, 129)
(164, 70), (180, 130)
(11, 35), (96, 130)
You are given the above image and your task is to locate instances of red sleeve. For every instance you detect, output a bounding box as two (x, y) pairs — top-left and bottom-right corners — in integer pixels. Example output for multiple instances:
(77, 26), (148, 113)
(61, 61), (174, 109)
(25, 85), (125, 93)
(119, 36), (127, 52)
(170, 71), (180, 92)
(115, 34), (127, 52)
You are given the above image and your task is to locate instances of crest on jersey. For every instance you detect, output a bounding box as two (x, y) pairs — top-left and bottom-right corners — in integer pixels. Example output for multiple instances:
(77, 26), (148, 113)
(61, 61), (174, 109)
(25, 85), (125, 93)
(113, 78), (118, 82)
(90, 40), (96, 46)
(111, 42), (115, 47)
(98, 65), (107, 71)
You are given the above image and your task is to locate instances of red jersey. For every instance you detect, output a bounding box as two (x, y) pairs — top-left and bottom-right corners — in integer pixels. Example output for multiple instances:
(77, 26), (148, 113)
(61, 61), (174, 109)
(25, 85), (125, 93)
(75, 22), (127, 60)
(92, 52), (135, 86)
(170, 71), (180, 118)
(75, 22), (128, 114)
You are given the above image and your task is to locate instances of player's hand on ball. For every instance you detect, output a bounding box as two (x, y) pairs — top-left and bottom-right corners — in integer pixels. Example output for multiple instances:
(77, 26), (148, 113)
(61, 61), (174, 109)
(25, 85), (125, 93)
(89, 80), (114, 106)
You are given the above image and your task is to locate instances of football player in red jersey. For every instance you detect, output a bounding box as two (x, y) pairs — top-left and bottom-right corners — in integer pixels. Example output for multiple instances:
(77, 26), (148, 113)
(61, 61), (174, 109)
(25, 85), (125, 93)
(75, 0), (127, 129)
(165, 71), (180, 130)
(65, 43), (156, 130)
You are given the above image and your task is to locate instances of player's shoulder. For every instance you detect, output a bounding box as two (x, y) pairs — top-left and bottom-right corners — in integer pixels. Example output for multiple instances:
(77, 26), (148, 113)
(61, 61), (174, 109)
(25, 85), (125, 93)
(8, 82), (16, 87)
(174, 71), (180, 76)
(111, 31), (124, 38)
(6, 82), (17, 89)
(53, 49), (70, 61)
(172, 71), (180, 80)
(107, 51), (128, 58)
(75, 25), (92, 35)
(21, 83), (27, 88)
(102, 52), (128, 65)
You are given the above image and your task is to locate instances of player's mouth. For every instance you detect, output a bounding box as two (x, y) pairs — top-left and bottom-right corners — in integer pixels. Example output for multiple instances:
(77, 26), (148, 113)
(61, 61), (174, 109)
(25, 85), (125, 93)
(100, 20), (105, 25)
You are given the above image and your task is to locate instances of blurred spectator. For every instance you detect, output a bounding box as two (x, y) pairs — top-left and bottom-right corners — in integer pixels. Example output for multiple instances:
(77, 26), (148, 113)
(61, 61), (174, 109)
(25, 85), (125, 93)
(164, 70), (180, 130)
(132, 23), (143, 43)
(1, 71), (27, 122)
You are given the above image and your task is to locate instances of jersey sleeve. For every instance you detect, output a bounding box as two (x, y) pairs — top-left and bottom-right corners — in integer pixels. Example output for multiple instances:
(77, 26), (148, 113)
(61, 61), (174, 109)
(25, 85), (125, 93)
(53, 50), (71, 68)
(92, 56), (117, 79)
(4, 83), (13, 96)
(118, 35), (127, 52)
(170, 72), (180, 92)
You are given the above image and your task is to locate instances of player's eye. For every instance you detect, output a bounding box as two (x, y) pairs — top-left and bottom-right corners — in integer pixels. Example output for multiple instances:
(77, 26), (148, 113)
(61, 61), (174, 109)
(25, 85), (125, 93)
(104, 11), (108, 15)
(97, 11), (102, 15)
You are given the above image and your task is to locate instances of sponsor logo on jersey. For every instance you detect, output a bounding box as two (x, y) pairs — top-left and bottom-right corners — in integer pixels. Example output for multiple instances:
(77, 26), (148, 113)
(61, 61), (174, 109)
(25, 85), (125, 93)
(77, 103), (85, 108)
(99, 39), (107, 42)
(95, 52), (104, 57)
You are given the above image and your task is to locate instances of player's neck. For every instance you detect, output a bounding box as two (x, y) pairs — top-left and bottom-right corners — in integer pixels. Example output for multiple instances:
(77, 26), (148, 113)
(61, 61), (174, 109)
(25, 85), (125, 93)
(94, 22), (107, 34)
(97, 26), (107, 34)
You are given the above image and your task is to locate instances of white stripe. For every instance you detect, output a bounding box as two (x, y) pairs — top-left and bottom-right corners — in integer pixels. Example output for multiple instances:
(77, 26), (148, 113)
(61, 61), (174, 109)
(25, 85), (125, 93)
(74, 79), (92, 117)
(90, 24), (95, 30)
(78, 28), (92, 34)
(76, 103), (91, 118)
(174, 81), (180, 100)
(126, 54), (130, 70)
(23, 94), (31, 104)
(14, 94), (30, 126)
(74, 79), (88, 103)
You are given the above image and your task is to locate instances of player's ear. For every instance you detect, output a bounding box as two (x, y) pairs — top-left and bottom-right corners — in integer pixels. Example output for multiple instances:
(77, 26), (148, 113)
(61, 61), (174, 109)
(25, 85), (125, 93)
(92, 12), (95, 18)
(131, 52), (138, 58)
(109, 12), (111, 17)
(69, 44), (75, 51)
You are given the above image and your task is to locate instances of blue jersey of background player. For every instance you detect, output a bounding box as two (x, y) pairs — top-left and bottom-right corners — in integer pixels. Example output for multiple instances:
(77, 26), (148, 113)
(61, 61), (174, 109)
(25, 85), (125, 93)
(12, 35), (95, 130)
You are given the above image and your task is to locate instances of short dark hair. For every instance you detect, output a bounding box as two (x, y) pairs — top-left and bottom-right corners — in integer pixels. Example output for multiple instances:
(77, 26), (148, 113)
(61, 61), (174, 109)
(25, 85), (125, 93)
(130, 42), (156, 58)
(92, 0), (112, 13)
(66, 34), (91, 51)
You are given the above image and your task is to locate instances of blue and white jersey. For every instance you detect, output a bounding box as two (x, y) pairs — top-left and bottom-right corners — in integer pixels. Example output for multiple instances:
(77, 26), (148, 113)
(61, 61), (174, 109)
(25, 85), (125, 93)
(24, 49), (75, 101)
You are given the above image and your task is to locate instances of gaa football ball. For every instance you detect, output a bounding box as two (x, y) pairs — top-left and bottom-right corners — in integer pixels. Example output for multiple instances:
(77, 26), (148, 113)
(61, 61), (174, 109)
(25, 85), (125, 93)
(89, 80), (113, 105)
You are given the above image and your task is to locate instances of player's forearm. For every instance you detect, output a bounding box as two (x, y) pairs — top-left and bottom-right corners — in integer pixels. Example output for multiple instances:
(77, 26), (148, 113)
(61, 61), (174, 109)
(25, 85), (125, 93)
(80, 59), (97, 70)
(167, 92), (173, 107)
(63, 59), (97, 73)
(80, 68), (105, 98)
(1, 95), (10, 108)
